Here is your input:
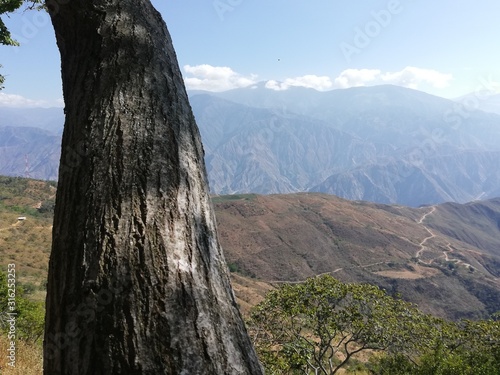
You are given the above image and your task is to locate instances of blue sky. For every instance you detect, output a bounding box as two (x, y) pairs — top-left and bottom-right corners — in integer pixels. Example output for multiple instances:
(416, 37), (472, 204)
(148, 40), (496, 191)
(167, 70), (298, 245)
(1, 0), (500, 107)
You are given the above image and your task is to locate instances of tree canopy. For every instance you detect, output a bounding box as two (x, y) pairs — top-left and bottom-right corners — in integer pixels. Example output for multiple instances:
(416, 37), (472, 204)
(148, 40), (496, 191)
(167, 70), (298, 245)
(1, 0), (23, 45)
(248, 275), (434, 374)
(248, 275), (500, 374)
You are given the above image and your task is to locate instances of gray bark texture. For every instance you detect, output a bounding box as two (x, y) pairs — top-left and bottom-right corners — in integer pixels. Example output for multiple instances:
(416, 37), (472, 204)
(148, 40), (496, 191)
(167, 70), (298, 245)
(43, 0), (264, 374)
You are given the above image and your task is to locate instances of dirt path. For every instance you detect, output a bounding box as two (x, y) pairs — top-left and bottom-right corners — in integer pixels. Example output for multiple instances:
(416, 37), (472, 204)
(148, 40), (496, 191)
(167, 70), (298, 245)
(415, 227), (436, 262)
(414, 207), (437, 262)
(0, 220), (23, 232)
(415, 207), (475, 269)
(267, 205), (481, 285)
(417, 206), (436, 224)
(270, 206), (442, 284)
(441, 242), (474, 269)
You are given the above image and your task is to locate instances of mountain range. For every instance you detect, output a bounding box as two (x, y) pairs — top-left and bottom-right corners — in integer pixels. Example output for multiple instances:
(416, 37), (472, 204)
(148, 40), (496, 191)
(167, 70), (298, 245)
(0, 107), (62, 181)
(1, 84), (500, 207)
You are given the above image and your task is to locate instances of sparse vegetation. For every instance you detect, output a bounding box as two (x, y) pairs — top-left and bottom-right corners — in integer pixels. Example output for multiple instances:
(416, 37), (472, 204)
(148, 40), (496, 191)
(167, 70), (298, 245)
(0, 268), (45, 374)
(228, 262), (240, 273)
(211, 193), (258, 203)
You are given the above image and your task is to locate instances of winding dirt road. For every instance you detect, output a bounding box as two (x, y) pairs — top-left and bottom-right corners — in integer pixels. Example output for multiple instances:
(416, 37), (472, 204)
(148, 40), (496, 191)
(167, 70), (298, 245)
(414, 206), (474, 269)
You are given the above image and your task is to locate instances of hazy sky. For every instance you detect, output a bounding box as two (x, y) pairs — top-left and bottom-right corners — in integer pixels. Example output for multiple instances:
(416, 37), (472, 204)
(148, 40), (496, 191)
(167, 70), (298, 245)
(1, 0), (500, 107)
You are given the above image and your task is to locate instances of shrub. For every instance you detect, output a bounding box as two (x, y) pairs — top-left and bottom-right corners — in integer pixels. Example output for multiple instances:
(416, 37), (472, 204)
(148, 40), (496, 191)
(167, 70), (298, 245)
(0, 270), (45, 344)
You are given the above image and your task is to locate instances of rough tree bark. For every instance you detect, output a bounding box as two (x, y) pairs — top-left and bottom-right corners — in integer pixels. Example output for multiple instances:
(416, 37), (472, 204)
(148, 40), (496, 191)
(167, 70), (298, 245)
(43, 0), (263, 374)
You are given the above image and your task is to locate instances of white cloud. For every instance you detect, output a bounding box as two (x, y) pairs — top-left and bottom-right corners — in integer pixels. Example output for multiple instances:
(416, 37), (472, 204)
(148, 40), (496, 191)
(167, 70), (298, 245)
(182, 64), (452, 93)
(183, 64), (257, 92)
(265, 80), (288, 91)
(266, 75), (334, 91)
(263, 67), (452, 93)
(334, 69), (381, 89)
(0, 93), (64, 108)
(333, 67), (453, 90)
(381, 67), (453, 89)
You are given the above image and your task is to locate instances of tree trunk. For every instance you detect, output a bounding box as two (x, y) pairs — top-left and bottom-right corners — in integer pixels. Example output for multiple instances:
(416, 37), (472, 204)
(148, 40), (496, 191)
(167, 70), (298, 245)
(43, 1), (263, 374)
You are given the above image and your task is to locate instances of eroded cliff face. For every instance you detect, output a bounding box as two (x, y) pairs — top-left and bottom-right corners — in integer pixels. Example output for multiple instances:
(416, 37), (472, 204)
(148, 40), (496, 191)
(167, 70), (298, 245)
(43, 0), (263, 374)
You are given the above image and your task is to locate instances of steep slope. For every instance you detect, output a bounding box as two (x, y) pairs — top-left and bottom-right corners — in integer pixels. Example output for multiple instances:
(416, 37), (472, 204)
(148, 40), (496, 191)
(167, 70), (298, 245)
(0, 176), (55, 293)
(213, 193), (500, 320)
(426, 198), (500, 260)
(313, 151), (500, 205)
(0, 108), (64, 180)
(191, 94), (379, 194)
(0, 126), (61, 180)
(210, 84), (500, 149)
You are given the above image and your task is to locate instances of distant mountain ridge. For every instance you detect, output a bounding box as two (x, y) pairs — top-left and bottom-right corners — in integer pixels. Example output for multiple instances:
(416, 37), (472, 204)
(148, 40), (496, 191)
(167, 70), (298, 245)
(0, 107), (64, 134)
(1, 85), (500, 206)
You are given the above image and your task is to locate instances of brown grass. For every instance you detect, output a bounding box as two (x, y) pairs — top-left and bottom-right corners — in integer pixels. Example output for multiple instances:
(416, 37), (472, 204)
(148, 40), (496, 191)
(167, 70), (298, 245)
(0, 336), (43, 375)
(375, 264), (440, 280)
(230, 273), (274, 315)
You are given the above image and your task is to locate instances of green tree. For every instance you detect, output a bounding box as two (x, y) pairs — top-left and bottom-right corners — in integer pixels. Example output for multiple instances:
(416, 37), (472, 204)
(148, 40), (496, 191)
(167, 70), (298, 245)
(0, 0), (23, 46)
(373, 316), (500, 375)
(248, 275), (435, 374)
(0, 270), (45, 344)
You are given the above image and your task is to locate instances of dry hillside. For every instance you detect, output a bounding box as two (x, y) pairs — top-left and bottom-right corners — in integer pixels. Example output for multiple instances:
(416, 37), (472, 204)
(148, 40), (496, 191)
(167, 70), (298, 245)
(214, 193), (500, 320)
(1, 178), (500, 320)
